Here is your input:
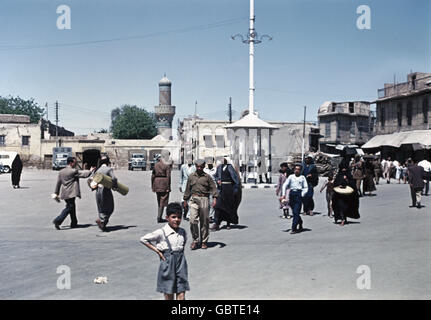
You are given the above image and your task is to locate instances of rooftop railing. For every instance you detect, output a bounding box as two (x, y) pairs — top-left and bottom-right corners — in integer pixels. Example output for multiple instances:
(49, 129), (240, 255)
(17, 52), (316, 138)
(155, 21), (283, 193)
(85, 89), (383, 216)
(378, 75), (431, 99)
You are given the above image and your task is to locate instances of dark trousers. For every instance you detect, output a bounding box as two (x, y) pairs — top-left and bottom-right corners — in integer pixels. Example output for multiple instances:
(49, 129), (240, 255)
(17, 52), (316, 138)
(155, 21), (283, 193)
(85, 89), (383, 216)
(424, 179), (429, 195)
(289, 190), (303, 231)
(302, 186), (314, 213)
(54, 198), (77, 226)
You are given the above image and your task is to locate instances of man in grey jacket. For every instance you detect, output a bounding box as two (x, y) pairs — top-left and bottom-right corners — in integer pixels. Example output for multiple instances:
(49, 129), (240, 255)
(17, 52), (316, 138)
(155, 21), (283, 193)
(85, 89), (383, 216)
(53, 157), (94, 229)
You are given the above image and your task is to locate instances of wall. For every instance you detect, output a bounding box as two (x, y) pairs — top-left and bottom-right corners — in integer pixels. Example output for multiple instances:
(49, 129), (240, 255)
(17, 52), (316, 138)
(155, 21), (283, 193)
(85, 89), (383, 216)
(376, 91), (431, 135)
(0, 122), (42, 165)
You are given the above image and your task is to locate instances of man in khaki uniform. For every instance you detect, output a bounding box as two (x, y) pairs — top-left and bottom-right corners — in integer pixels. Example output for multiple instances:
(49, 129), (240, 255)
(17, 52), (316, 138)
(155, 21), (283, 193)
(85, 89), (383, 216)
(183, 159), (218, 250)
(152, 154), (172, 223)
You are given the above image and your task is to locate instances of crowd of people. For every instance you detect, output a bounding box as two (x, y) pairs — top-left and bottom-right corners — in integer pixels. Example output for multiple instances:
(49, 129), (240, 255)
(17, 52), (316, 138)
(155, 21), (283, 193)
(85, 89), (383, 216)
(275, 153), (431, 231)
(15, 150), (423, 300)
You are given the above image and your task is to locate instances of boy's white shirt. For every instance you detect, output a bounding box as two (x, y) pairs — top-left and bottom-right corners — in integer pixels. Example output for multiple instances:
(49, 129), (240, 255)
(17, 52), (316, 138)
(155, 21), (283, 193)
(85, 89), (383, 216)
(141, 224), (187, 252)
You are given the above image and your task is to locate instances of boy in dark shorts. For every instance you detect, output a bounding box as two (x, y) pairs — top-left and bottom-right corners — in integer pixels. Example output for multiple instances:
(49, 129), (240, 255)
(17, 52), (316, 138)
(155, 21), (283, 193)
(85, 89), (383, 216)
(140, 202), (190, 300)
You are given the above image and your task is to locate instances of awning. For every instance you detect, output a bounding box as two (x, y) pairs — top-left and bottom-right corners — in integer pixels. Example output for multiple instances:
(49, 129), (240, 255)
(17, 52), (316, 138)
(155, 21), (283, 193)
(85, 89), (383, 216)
(362, 130), (431, 149)
(225, 113), (277, 129)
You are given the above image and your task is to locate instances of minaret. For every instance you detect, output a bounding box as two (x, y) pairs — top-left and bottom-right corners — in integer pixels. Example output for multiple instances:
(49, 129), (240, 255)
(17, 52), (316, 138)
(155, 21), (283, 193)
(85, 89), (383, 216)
(154, 74), (176, 140)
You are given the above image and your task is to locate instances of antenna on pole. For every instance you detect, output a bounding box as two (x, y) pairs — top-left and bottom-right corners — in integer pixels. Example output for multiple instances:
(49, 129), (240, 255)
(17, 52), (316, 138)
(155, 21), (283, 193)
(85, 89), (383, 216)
(194, 100), (197, 118)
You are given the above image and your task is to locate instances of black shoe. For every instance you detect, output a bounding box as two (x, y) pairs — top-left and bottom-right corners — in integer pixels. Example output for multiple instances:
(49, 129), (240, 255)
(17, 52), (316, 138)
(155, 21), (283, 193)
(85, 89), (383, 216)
(298, 224), (303, 232)
(409, 205), (417, 208)
(53, 221), (61, 230)
(95, 219), (105, 230)
(70, 224), (79, 228)
(417, 203), (422, 209)
(290, 229), (299, 234)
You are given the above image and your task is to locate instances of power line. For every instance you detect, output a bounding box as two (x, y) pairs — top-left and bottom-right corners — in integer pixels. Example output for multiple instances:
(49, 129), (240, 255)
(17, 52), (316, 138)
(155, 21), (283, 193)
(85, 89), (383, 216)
(0, 17), (248, 51)
(257, 87), (376, 100)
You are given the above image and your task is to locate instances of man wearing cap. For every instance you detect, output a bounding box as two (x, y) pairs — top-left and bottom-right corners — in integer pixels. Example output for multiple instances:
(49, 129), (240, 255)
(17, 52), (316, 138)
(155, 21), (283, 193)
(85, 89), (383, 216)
(152, 154), (172, 223)
(183, 159), (218, 250)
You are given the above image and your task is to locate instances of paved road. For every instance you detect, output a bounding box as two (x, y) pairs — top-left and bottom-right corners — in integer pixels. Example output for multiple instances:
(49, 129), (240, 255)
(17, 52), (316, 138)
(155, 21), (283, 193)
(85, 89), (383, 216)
(0, 170), (430, 299)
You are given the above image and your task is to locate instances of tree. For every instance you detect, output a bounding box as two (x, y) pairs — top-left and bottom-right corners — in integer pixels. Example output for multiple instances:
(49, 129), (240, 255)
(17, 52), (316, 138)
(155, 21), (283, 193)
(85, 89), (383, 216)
(110, 105), (158, 139)
(0, 95), (45, 123)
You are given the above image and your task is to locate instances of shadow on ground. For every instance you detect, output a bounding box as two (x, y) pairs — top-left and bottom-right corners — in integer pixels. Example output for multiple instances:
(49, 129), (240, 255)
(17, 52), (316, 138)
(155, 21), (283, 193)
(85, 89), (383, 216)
(206, 241), (226, 249)
(104, 225), (138, 232)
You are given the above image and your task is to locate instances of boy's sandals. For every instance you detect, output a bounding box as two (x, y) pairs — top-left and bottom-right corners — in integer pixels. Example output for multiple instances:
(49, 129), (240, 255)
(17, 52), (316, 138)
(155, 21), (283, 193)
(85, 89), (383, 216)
(190, 241), (199, 250)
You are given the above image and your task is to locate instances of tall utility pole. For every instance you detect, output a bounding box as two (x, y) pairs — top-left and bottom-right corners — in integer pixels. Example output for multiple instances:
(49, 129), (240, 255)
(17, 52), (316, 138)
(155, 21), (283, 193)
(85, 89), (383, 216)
(232, 0), (271, 115)
(301, 106), (307, 163)
(228, 97), (232, 123)
(55, 101), (59, 147)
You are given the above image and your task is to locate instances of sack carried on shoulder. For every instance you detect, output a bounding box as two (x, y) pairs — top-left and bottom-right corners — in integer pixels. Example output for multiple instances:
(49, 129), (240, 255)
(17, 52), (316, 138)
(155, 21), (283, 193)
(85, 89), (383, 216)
(93, 173), (129, 196)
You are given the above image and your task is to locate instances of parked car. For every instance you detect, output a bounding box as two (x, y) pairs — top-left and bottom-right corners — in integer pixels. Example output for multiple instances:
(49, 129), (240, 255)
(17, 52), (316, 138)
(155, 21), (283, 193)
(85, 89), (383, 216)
(128, 153), (147, 171)
(0, 151), (18, 173)
(52, 147), (72, 170)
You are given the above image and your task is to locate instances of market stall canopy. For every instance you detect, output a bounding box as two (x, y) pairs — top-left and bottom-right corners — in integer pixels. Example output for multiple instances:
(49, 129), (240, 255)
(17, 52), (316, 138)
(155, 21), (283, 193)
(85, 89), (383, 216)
(362, 130), (431, 149)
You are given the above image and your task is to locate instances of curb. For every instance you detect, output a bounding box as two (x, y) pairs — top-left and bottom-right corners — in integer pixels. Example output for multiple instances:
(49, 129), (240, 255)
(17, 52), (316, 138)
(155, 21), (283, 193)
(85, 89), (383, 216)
(242, 184), (277, 189)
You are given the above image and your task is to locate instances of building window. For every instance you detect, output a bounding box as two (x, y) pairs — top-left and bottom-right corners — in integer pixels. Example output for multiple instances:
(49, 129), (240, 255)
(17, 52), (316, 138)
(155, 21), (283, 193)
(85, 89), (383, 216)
(336, 120), (340, 139)
(325, 122), (331, 137)
(407, 102), (412, 126)
(0, 135), (5, 146)
(332, 103), (336, 112)
(397, 103), (402, 127)
(22, 136), (30, 146)
(380, 106), (385, 128)
(350, 120), (355, 138)
(215, 135), (225, 149)
(349, 102), (354, 113)
(203, 135), (213, 148)
(423, 98), (429, 124)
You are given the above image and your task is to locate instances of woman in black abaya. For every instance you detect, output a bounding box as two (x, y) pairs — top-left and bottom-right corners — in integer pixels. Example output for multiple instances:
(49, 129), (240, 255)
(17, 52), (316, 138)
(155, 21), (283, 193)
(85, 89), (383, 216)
(11, 154), (23, 189)
(332, 162), (360, 226)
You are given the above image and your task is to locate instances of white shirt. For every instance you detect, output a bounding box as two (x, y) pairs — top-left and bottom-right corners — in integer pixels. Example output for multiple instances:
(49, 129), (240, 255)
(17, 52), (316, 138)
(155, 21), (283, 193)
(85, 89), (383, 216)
(204, 167), (217, 182)
(418, 160), (431, 172)
(281, 174), (308, 198)
(140, 224), (187, 252)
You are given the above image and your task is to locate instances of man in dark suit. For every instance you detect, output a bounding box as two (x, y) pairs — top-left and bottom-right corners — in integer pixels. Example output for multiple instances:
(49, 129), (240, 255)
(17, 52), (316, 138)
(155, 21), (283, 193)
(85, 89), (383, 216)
(53, 157), (94, 229)
(408, 159), (425, 209)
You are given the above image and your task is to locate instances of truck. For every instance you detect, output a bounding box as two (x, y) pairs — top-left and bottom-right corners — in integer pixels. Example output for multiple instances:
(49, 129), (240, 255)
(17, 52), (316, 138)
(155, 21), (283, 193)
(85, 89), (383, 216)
(128, 152), (147, 171)
(52, 147), (72, 170)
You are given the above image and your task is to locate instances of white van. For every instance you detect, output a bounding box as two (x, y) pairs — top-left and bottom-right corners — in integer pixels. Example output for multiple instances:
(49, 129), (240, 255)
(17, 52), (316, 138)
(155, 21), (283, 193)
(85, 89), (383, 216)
(0, 151), (18, 173)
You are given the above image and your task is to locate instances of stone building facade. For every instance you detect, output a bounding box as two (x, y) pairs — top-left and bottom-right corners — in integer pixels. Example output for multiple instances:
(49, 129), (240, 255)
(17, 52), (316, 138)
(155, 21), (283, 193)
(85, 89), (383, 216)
(375, 72), (431, 134)
(318, 101), (374, 153)
(0, 114), (180, 169)
(178, 116), (317, 170)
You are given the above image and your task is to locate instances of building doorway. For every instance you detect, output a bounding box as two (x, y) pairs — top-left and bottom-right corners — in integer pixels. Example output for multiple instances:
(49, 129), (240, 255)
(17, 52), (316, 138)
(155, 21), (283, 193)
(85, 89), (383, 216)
(82, 149), (101, 169)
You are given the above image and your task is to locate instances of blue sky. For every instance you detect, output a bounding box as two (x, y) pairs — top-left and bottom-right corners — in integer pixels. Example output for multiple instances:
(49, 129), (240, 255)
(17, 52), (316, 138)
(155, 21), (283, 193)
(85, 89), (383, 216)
(0, 0), (430, 135)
